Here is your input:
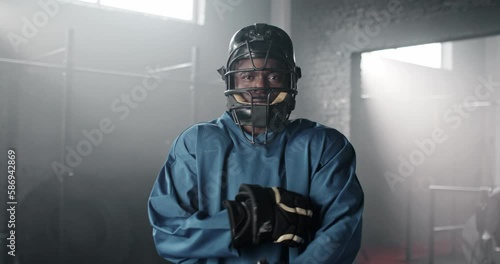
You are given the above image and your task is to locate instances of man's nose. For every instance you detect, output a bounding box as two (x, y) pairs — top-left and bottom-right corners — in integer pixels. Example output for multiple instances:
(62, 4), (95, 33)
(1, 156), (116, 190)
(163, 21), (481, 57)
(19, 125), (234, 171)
(250, 84), (268, 97)
(253, 76), (268, 88)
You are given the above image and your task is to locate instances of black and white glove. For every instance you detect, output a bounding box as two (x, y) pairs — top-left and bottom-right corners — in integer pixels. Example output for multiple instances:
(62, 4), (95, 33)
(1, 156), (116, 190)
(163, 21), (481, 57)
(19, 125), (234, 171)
(222, 184), (313, 248)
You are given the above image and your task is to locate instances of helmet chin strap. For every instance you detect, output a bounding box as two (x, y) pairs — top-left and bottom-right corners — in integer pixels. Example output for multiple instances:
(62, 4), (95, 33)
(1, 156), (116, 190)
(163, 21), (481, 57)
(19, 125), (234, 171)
(229, 90), (272, 144)
(232, 102), (293, 144)
(230, 109), (271, 145)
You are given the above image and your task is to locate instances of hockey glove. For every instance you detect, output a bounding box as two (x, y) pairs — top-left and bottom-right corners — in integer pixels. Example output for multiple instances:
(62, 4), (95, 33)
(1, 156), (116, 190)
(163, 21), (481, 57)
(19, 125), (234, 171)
(223, 184), (313, 248)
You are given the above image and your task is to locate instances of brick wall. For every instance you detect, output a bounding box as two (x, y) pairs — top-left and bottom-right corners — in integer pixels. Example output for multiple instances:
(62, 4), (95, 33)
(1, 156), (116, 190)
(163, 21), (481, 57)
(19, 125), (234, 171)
(291, 0), (500, 248)
(292, 0), (500, 136)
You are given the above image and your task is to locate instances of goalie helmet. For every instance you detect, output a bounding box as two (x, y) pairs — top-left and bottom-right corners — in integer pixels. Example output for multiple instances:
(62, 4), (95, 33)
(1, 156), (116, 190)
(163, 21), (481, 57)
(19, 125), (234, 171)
(217, 23), (302, 144)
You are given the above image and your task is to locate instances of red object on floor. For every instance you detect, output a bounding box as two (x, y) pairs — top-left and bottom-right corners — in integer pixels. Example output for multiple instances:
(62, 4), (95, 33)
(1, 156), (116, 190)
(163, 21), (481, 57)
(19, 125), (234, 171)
(356, 240), (463, 264)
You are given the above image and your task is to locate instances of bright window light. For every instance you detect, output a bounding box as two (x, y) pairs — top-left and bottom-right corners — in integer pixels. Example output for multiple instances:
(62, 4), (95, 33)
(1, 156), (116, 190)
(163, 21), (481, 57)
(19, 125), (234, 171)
(366, 43), (442, 69)
(75, 0), (195, 21)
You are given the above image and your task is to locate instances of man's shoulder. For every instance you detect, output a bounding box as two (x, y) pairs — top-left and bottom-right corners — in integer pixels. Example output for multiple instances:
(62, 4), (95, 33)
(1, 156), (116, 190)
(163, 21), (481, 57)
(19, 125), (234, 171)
(288, 118), (346, 140)
(177, 114), (231, 142)
(182, 118), (221, 132)
(287, 119), (354, 160)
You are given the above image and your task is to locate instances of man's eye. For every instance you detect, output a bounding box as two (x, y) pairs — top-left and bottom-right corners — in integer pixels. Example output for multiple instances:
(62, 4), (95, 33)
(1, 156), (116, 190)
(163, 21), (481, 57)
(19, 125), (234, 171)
(241, 75), (253, 80)
(269, 74), (281, 80)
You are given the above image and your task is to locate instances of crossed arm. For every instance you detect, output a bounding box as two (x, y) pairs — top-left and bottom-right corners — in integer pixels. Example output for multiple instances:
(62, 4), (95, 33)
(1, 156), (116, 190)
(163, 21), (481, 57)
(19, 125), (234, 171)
(148, 132), (363, 263)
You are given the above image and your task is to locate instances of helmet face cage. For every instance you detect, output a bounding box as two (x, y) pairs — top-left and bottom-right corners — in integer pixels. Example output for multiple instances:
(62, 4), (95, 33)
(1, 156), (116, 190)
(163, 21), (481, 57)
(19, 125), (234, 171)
(219, 24), (301, 144)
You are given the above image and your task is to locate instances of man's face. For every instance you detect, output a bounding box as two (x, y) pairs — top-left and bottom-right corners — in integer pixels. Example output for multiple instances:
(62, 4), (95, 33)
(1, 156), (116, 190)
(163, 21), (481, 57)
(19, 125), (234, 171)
(233, 58), (287, 104)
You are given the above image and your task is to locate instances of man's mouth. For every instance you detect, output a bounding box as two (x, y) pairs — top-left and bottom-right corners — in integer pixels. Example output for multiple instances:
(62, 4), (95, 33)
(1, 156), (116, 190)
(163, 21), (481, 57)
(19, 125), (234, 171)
(251, 97), (270, 104)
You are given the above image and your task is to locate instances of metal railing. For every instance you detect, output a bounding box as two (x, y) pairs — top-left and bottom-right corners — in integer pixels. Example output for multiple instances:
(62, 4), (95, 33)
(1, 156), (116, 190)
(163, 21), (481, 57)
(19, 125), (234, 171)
(427, 185), (492, 264)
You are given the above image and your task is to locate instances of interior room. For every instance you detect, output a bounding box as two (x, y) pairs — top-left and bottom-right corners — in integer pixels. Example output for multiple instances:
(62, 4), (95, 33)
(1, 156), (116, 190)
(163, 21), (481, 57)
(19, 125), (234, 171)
(1, 1), (499, 263)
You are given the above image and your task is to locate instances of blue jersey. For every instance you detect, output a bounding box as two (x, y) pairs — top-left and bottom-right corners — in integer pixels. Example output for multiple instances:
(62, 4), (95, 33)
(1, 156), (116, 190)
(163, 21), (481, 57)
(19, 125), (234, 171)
(148, 112), (363, 264)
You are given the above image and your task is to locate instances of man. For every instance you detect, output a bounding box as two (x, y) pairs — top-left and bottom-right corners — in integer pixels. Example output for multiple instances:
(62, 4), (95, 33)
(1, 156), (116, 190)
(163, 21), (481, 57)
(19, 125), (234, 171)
(148, 23), (363, 263)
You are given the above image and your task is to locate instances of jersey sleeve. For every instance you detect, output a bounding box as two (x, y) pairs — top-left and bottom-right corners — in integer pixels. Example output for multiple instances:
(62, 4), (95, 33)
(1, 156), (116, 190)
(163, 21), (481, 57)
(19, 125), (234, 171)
(147, 130), (239, 263)
(292, 131), (364, 264)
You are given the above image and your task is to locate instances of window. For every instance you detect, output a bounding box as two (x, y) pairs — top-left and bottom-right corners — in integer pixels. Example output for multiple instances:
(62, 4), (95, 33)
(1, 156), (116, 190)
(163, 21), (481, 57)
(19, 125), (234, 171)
(363, 43), (443, 69)
(70, 0), (204, 24)
(360, 42), (450, 99)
